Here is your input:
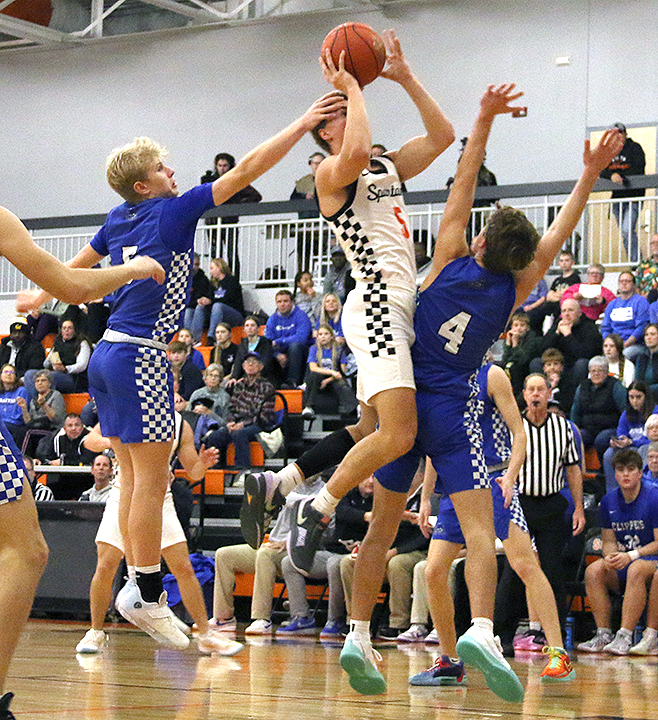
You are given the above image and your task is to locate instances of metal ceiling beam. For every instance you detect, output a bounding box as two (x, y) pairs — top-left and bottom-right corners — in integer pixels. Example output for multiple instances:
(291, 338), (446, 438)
(137, 0), (223, 22)
(0, 14), (76, 44)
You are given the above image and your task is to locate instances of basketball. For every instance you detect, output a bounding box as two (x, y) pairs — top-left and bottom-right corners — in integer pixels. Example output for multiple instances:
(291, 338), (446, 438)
(321, 23), (386, 88)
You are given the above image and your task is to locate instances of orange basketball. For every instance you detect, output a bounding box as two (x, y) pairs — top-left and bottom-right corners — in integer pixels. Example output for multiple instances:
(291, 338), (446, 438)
(321, 23), (386, 88)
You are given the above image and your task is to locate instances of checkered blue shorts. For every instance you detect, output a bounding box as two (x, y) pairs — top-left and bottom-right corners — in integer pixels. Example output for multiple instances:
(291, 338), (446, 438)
(0, 429), (25, 505)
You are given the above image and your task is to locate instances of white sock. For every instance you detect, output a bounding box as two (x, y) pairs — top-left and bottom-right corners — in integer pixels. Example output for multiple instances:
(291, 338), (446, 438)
(598, 627), (612, 636)
(277, 464), (304, 498)
(618, 627), (632, 638)
(127, 565), (137, 581)
(350, 619), (370, 638)
(135, 564), (161, 574)
(529, 621), (542, 632)
(311, 487), (341, 517)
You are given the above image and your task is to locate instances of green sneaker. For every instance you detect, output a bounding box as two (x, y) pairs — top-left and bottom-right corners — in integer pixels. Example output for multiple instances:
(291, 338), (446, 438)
(340, 632), (386, 695)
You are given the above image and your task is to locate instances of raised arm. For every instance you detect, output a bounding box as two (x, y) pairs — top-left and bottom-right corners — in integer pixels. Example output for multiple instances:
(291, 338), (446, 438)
(422, 84), (524, 289)
(379, 30), (454, 182)
(212, 91), (347, 207)
(514, 129), (624, 306)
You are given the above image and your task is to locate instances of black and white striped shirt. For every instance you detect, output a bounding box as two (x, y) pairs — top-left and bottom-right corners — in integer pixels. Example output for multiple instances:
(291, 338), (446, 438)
(517, 412), (579, 496)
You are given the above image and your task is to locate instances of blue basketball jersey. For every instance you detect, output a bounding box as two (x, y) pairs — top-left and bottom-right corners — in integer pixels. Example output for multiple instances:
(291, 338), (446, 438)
(91, 184), (215, 343)
(412, 256), (516, 395)
(599, 482), (658, 550)
(476, 363), (512, 468)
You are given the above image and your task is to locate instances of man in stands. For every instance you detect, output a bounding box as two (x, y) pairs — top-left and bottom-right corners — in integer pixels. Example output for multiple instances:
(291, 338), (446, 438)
(0, 317), (45, 382)
(264, 290), (312, 388)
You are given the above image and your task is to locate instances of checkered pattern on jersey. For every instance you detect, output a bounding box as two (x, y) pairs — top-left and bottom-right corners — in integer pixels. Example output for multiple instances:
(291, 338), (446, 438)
(463, 371), (489, 490)
(135, 346), (174, 442)
(153, 251), (190, 344)
(491, 406), (512, 463)
(0, 436), (24, 505)
(363, 281), (396, 357)
(330, 208), (381, 281)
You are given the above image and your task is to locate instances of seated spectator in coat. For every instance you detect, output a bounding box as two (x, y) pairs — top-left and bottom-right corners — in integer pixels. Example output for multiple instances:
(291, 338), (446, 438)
(177, 328), (206, 370)
(21, 370), (66, 444)
(571, 356), (627, 465)
(265, 290), (312, 388)
(79, 454), (113, 503)
(207, 258), (245, 336)
(188, 364), (230, 419)
(636, 234), (658, 303)
(0, 364), (29, 446)
(603, 333), (635, 387)
(35, 412), (99, 499)
(302, 325), (358, 417)
(643, 442), (658, 486)
(169, 340), (204, 406)
(322, 246), (354, 304)
(212, 474), (325, 635)
(519, 277), (548, 322)
(226, 316), (276, 387)
(183, 253), (214, 343)
(528, 251), (581, 335)
(602, 382), (658, 492)
(277, 475), (375, 637)
(639, 416), (658, 466)
(601, 271), (650, 362)
(293, 270), (322, 326)
(502, 312), (542, 395)
(23, 455), (54, 502)
(0, 316), (45, 382)
(210, 323), (240, 379)
(24, 318), (91, 399)
(542, 349), (576, 415)
(634, 323), (658, 395)
(314, 292), (345, 346)
(577, 448), (658, 655)
(561, 263), (616, 321)
(539, 298), (602, 384)
(184, 398), (230, 464)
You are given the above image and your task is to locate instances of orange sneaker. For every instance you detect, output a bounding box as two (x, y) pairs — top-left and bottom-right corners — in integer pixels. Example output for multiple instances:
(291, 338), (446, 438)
(540, 646), (576, 682)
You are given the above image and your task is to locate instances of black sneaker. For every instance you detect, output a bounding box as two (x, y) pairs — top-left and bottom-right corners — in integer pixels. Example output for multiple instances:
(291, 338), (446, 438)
(287, 497), (329, 575)
(240, 472), (284, 549)
(0, 692), (15, 719)
(376, 626), (407, 641)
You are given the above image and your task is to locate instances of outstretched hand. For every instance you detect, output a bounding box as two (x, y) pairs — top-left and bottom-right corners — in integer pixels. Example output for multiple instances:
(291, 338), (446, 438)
(127, 255), (166, 284)
(379, 30), (413, 84)
(480, 83), (525, 118)
(319, 48), (360, 93)
(301, 89), (347, 131)
(584, 128), (624, 174)
(198, 443), (220, 470)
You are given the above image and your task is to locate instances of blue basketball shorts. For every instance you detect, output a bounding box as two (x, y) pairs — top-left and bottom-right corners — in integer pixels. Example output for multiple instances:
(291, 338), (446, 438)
(0, 427), (26, 506)
(88, 340), (175, 444)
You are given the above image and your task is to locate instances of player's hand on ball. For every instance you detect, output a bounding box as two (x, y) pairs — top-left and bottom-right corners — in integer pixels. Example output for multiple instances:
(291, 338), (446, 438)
(320, 48), (359, 93)
(127, 255), (166, 284)
(480, 83), (525, 118)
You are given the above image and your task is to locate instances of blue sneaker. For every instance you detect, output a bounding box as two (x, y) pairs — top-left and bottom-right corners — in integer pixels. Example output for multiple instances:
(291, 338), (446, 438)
(340, 631), (386, 695)
(275, 616), (317, 636)
(409, 655), (467, 686)
(456, 625), (524, 703)
(321, 620), (349, 638)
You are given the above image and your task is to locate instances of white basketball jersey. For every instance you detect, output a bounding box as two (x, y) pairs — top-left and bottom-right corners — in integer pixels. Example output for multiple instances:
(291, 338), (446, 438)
(324, 157), (416, 290)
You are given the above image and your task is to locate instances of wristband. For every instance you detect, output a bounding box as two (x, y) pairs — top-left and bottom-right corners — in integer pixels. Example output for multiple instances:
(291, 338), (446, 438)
(628, 549), (640, 562)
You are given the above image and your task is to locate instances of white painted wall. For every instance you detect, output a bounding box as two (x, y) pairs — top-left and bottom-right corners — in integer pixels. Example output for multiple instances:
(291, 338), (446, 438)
(0, 0), (656, 221)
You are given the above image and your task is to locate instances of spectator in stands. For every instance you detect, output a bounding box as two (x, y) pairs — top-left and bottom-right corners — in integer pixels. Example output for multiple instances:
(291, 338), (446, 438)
(210, 323), (240, 379)
(183, 253), (214, 343)
(639, 415), (658, 466)
(226, 316), (276, 387)
(185, 398), (230, 462)
(177, 328), (205, 370)
(502, 312), (542, 395)
(519, 277), (548, 319)
(542, 348), (576, 415)
(577, 448), (658, 655)
(601, 271), (650, 362)
(293, 270), (321, 326)
(561, 263), (615, 322)
(291, 152), (324, 213)
(0, 317), (45, 382)
(0, 364), (29, 446)
(25, 301), (62, 343)
(265, 289), (312, 388)
(571, 356), (627, 465)
(302, 325), (358, 417)
(24, 318), (91, 399)
(539, 298), (603, 384)
(212, 474), (325, 634)
(201, 152), (262, 276)
(315, 292), (345, 346)
(277, 475), (375, 637)
(168, 340), (204, 405)
(527, 251), (580, 335)
(633, 323), (658, 395)
(635, 234), (658, 303)
(414, 241), (431, 270)
(322, 246), (354, 304)
(603, 333), (635, 387)
(21, 370), (66, 436)
(207, 258), (245, 337)
(341, 488), (428, 639)
(602, 382), (658, 492)
(79, 454), (113, 503)
(643, 442), (658, 486)
(188, 364), (230, 419)
(600, 123), (646, 264)
(35, 412), (98, 499)
(291, 154), (327, 271)
(23, 455), (54, 502)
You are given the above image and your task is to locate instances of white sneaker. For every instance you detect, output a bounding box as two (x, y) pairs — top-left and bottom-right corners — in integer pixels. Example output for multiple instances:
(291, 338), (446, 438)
(630, 629), (658, 655)
(604, 630), (633, 655)
(76, 629), (107, 654)
(340, 631), (386, 695)
(396, 624), (429, 643)
(577, 630), (614, 653)
(114, 581), (190, 650)
(171, 614), (192, 636)
(209, 616), (238, 633)
(197, 628), (243, 656)
(425, 628), (440, 644)
(244, 619), (273, 635)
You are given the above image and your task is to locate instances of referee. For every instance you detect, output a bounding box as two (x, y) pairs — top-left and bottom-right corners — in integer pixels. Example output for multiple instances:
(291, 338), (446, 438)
(494, 372), (585, 652)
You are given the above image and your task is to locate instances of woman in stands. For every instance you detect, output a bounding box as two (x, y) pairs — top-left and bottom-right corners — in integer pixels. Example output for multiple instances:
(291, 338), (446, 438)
(0, 365), (29, 446)
(188, 364), (230, 419)
(207, 258), (245, 336)
(634, 323), (658, 397)
(177, 327), (206, 370)
(315, 292), (345, 346)
(294, 270), (321, 326)
(226, 315), (275, 387)
(210, 323), (240, 379)
(603, 333), (635, 387)
(20, 370), (66, 437)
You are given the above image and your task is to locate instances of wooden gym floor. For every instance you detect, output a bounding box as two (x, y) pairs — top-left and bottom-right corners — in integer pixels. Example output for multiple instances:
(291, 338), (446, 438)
(7, 620), (658, 719)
